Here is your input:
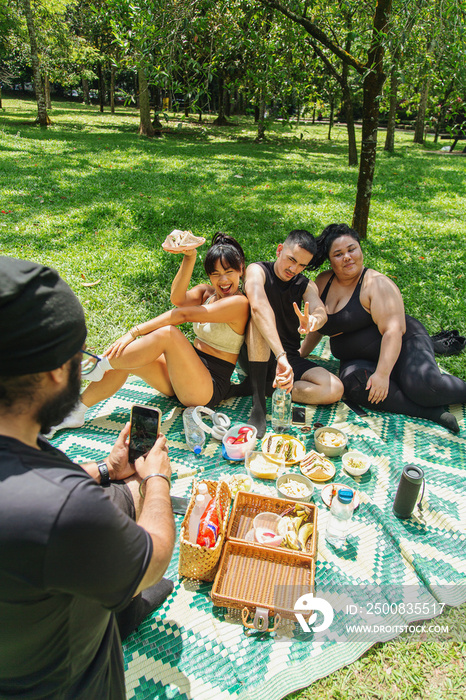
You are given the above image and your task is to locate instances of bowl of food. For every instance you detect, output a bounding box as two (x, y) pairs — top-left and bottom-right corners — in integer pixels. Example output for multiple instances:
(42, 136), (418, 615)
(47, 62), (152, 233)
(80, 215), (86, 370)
(314, 426), (347, 457)
(245, 450), (284, 480)
(253, 512), (283, 546)
(276, 473), (314, 502)
(342, 450), (371, 476)
(222, 423), (257, 460)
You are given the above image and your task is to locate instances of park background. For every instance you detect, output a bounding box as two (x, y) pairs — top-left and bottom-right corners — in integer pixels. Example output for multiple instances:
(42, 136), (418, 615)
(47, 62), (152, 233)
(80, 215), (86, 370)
(1, 0), (466, 698)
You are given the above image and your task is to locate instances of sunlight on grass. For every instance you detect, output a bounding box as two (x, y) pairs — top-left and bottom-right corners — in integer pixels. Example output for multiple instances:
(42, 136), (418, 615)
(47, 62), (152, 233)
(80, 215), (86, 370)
(1, 95), (465, 372)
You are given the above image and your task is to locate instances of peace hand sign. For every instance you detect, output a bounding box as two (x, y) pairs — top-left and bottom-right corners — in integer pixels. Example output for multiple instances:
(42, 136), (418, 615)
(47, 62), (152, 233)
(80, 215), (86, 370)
(293, 301), (318, 334)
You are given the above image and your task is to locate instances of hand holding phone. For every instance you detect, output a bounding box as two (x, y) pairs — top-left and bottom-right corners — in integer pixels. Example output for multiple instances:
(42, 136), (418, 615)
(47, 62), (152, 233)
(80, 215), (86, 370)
(129, 404), (162, 464)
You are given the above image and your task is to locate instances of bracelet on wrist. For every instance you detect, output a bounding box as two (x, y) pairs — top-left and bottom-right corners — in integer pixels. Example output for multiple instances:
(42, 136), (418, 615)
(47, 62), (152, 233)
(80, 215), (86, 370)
(129, 325), (141, 339)
(139, 473), (171, 498)
(275, 351), (287, 361)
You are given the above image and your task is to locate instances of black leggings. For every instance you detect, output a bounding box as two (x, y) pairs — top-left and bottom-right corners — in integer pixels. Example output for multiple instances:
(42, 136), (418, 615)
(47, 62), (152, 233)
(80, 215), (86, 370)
(335, 316), (466, 423)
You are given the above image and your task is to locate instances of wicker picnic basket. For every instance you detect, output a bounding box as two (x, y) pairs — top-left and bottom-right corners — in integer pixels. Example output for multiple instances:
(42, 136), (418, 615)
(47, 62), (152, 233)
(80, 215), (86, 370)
(211, 491), (318, 630)
(178, 479), (231, 582)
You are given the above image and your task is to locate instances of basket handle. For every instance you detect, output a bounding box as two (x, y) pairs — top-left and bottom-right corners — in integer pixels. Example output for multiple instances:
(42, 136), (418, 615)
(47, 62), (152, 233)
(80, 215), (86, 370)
(241, 607), (281, 633)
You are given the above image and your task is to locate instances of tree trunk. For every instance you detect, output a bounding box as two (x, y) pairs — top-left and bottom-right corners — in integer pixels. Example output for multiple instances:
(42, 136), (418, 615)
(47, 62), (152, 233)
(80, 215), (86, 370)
(414, 77), (431, 144)
(97, 63), (105, 112)
(352, 0), (392, 238)
(256, 91), (267, 140)
(342, 74), (357, 165)
(327, 97), (334, 140)
(110, 66), (116, 113)
(384, 63), (398, 152)
(225, 89), (231, 118)
(22, 0), (50, 126)
(213, 76), (229, 125)
(82, 78), (90, 104)
(138, 68), (155, 136)
(44, 74), (51, 110)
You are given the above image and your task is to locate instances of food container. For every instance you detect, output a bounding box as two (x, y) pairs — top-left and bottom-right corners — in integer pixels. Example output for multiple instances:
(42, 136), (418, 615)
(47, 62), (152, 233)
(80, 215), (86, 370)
(211, 541), (315, 630)
(314, 426), (347, 456)
(342, 450), (371, 476)
(300, 451), (336, 482)
(178, 479), (231, 582)
(245, 450), (285, 480)
(253, 512), (283, 546)
(226, 491), (318, 557)
(212, 492), (318, 631)
(261, 434), (306, 465)
(276, 473), (314, 502)
(222, 423), (257, 460)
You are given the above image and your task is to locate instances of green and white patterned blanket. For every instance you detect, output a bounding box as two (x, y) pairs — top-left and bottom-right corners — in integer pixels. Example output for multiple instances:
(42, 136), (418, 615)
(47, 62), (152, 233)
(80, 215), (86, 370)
(51, 340), (466, 700)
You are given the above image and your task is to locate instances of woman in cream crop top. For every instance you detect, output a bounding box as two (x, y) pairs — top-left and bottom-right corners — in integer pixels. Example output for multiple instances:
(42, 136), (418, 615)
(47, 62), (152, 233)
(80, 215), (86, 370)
(193, 295), (245, 354)
(71, 233), (250, 419)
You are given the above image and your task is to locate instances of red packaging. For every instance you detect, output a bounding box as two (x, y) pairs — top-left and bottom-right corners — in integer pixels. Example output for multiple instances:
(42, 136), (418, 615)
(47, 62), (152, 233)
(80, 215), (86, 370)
(197, 497), (223, 548)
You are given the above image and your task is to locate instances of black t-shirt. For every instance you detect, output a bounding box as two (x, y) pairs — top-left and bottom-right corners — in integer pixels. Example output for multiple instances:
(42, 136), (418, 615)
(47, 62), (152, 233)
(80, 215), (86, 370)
(0, 435), (152, 699)
(257, 261), (310, 357)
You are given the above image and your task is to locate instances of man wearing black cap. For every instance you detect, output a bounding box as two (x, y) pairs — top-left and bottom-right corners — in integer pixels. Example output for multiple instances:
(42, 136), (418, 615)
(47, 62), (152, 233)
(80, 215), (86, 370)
(0, 257), (176, 699)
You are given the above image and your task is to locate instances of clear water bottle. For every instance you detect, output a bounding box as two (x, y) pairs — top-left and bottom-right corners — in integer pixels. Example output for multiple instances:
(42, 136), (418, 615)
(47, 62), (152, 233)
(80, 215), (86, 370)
(325, 489), (354, 548)
(271, 387), (292, 432)
(188, 493), (208, 543)
(183, 407), (205, 455)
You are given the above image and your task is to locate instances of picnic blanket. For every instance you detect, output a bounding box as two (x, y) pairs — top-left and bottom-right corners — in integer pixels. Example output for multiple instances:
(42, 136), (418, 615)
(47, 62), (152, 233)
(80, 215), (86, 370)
(51, 340), (466, 700)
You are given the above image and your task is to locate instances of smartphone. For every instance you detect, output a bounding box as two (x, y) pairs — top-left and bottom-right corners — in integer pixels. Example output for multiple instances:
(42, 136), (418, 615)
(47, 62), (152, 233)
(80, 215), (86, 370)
(129, 404), (161, 463)
(292, 406), (307, 425)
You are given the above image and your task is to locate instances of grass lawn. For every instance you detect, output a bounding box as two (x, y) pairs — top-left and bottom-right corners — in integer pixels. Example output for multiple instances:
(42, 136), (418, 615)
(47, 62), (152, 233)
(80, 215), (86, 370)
(1, 96), (465, 699)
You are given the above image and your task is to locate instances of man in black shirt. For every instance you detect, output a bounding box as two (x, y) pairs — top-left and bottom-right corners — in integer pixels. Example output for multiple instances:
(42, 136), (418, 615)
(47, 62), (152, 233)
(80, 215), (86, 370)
(0, 257), (175, 699)
(236, 230), (343, 437)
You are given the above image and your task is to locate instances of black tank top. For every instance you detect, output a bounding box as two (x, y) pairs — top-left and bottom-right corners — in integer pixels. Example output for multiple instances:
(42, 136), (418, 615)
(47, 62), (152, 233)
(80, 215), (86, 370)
(318, 267), (373, 336)
(257, 261), (309, 355)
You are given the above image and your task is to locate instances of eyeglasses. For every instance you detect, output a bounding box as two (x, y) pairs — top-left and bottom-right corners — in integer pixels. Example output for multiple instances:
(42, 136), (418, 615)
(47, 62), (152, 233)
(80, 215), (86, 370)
(81, 349), (101, 376)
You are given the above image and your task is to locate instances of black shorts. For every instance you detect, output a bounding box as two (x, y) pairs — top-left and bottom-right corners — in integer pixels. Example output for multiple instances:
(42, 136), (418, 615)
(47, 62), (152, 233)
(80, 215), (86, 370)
(108, 481), (136, 520)
(194, 348), (235, 408)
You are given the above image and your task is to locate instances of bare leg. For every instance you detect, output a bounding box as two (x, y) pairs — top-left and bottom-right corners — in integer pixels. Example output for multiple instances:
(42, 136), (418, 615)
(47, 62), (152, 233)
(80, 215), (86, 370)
(81, 369), (131, 407)
(292, 367), (344, 405)
(85, 326), (215, 408)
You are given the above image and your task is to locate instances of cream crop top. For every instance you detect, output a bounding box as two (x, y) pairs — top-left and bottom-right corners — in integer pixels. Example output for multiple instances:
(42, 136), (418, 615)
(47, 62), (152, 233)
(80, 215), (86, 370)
(193, 295), (245, 354)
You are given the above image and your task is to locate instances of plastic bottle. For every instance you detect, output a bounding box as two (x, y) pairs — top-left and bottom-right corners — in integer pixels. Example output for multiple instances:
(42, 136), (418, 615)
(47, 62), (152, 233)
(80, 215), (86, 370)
(188, 494), (208, 543)
(325, 489), (354, 548)
(197, 497), (223, 548)
(183, 407), (205, 455)
(271, 387), (292, 432)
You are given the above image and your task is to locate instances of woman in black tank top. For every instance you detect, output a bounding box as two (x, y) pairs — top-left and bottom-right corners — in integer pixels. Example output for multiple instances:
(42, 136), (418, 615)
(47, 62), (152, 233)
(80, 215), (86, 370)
(301, 223), (466, 433)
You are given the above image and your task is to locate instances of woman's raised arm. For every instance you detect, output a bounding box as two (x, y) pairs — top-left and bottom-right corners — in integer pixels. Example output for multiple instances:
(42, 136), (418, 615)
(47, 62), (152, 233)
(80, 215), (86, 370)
(170, 250), (207, 307)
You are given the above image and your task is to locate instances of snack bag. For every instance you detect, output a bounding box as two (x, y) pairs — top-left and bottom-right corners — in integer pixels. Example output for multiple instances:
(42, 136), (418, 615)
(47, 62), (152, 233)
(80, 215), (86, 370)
(196, 497), (223, 548)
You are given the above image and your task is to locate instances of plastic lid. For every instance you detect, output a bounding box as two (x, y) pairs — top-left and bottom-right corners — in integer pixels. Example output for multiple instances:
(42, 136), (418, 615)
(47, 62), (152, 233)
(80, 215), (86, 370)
(337, 488), (354, 504)
(198, 483), (208, 494)
(193, 445), (202, 455)
(195, 494), (206, 504)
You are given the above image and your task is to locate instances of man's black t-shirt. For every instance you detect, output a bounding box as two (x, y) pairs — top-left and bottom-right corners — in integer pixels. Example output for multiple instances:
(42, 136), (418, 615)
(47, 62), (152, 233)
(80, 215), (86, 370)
(0, 435), (152, 699)
(257, 261), (309, 357)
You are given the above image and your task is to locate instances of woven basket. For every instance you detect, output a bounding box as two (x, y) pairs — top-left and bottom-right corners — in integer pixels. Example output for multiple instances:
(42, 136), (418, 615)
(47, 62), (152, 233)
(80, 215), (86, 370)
(179, 479), (231, 582)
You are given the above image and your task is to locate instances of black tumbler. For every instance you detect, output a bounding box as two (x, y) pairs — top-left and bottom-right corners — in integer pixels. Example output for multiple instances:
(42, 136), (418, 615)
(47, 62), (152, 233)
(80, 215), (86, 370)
(393, 464), (425, 519)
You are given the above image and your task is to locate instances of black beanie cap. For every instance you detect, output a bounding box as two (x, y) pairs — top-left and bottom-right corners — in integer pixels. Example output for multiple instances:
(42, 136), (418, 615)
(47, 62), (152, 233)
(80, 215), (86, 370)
(0, 256), (87, 376)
